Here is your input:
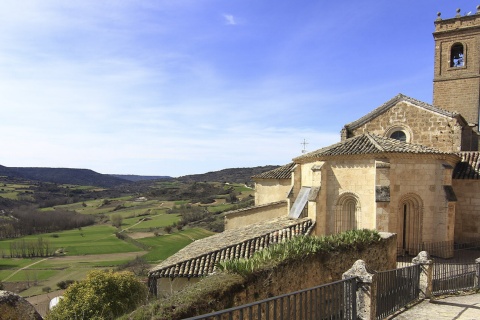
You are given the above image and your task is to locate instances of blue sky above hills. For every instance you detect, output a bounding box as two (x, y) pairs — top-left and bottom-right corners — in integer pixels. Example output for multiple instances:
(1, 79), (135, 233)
(0, 1), (476, 176)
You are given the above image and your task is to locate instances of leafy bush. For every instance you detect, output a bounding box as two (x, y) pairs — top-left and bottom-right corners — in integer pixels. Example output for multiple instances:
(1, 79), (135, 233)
(57, 279), (75, 290)
(111, 213), (123, 228)
(46, 270), (147, 320)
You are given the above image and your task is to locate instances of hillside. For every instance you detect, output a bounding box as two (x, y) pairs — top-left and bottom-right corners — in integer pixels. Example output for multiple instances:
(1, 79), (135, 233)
(111, 174), (172, 182)
(0, 165), (280, 188)
(7, 167), (130, 188)
(177, 165), (280, 184)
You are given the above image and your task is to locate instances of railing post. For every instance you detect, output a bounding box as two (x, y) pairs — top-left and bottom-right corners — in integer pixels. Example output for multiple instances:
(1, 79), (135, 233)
(412, 251), (433, 299)
(475, 258), (480, 289)
(343, 260), (376, 320)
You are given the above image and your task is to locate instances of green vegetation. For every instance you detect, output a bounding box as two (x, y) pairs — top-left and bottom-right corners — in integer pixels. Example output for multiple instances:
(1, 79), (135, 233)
(46, 270), (147, 320)
(138, 228), (215, 263)
(123, 230), (382, 320)
(0, 175), (256, 301)
(217, 229), (381, 277)
(0, 225), (142, 256)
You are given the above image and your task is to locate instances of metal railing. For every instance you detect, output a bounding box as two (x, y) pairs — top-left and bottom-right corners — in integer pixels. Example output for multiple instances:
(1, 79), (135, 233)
(375, 264), (420, 320)
(398, 238), (480, 262)
(432, 262), (479, 295)
(184, 277), (357, 320)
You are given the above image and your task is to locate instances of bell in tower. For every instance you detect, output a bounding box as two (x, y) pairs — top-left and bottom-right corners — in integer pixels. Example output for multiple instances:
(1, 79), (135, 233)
(433, 6), (480, 131)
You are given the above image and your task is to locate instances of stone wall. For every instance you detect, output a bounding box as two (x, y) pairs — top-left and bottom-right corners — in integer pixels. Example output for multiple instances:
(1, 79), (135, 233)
(232, 233), (396, 307)
(224, 201), (287, 230)
(452, 179), (480, 242)
(254, 179), (291, 206)
(159, 232), (397, 320)
(350, 101), (463, 152)
(320, 159), (377, 234)
(389, 157), (454, 246)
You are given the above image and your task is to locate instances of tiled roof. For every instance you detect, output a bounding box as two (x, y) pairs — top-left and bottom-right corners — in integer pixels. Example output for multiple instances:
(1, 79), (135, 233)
(344, 94), (459, 131)
(224, 201), (287, 217)
(453, 152), (480, 179)
(294, 133), (447, 161)
(252, 163), (295, 180)
(149, 217), (314, 278)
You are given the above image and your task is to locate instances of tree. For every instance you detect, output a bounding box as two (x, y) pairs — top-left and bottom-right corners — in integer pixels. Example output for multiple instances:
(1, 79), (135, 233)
(111, 213), (123, 228)
(164, 225), (173, 234)
(46, 270), (147, 320)
(226, 190), (238, 204)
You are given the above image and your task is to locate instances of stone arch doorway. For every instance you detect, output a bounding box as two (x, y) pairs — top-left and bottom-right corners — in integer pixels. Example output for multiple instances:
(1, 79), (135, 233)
(398, 194), (423, 255)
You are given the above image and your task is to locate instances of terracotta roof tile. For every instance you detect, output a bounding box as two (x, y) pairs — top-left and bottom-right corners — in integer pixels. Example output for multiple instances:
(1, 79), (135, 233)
(453, 152), (480, 179)
(149, 217), (314, 278)
(294, 133), (447, 161)
(252, 163), (295, 180)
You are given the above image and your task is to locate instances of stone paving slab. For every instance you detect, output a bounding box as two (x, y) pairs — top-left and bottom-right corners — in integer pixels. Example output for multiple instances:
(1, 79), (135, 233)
(389, 293), (480, 320)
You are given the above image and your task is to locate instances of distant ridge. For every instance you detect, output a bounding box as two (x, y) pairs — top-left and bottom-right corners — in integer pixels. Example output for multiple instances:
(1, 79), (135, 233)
(111, 174), (172, 182)
(5, 167), (130, 188)
(177, 166), (281, 184)
(0, 165), (18, 177)
(0, 165), (281, 187)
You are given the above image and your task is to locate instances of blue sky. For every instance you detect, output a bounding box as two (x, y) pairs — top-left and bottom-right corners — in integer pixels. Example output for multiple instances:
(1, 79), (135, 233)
(0, 1), (476, 176)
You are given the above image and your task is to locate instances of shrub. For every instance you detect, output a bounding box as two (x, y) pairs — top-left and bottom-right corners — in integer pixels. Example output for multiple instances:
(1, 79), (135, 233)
(46, 270), (147, 320)
(111, 213), (123, 228)
(42, 286), (51, 293)
(57, 279), (75, 290)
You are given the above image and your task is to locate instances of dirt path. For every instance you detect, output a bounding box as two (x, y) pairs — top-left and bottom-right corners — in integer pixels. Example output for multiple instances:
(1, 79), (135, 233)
(47, 251), (148, 262)
(2, 258), (50, 282)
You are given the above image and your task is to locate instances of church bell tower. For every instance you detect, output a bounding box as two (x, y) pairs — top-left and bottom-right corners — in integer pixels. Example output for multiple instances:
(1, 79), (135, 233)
(433, 6), (480, 129)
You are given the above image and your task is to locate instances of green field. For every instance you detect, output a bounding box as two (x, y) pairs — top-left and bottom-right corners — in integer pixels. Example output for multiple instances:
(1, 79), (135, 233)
(0, 179), (246, 298)
(0, 223), (215, 297)
(138, 228), (215, 263)
(121, 213), (181, 230)
(0, 225), (142, 256)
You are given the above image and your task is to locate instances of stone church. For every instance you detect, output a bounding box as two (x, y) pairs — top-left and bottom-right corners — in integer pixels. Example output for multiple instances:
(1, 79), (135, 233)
(149, 7), (480, 292)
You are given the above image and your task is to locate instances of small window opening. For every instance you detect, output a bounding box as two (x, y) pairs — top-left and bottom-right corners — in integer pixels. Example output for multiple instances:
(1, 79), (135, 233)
(390, 131), (406, 142)
(450, 43), (464, 67)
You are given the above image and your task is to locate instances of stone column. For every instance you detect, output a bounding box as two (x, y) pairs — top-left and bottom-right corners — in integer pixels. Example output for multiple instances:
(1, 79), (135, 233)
(412, 251), (433, 299)
(343, 259), (376, 320)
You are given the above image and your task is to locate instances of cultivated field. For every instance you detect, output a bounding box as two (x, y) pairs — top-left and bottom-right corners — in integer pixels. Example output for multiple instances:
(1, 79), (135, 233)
(0, 181), (253, 299)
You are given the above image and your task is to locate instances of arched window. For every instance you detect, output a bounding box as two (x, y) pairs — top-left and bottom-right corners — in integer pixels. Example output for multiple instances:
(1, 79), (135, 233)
(450, 43), (464, 67)
(385, 125), (412, 143)
(335, 193), (360, 233)
(390, 130), (407, 142)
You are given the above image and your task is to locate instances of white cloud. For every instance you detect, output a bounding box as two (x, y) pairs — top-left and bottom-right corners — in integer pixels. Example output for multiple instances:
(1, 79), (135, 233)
(222, 14), (236, 25)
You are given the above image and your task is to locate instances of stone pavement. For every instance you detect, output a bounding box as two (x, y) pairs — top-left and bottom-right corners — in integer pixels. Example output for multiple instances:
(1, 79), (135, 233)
(389, 293), (480, 319)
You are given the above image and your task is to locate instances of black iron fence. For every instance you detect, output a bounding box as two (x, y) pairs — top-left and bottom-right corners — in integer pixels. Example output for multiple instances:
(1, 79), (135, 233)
(375, 264), (420, 319)
(398, 238), (480, 262)
(432, 262), (479, 295)
(184, 277), (357, 320)
(184, 249), (480, 320)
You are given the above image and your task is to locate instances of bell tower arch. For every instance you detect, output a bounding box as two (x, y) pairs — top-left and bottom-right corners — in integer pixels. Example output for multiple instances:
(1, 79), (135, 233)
(433, 7), (480, 129)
